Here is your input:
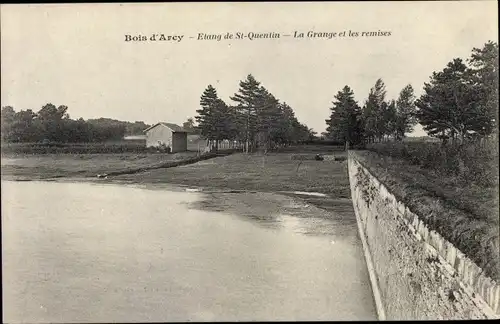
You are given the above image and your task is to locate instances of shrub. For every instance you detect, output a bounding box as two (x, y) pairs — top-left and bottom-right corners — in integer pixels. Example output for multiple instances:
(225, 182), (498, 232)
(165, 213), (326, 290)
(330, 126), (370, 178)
(365, 140), (498, 187)
(0, 142), (150, 154)
(157, 143), (171, 153)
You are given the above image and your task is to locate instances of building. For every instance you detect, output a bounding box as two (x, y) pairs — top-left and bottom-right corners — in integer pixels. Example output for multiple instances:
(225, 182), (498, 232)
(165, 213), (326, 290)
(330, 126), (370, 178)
(143, 122), (188, 152)
(123, 135), (147, 141)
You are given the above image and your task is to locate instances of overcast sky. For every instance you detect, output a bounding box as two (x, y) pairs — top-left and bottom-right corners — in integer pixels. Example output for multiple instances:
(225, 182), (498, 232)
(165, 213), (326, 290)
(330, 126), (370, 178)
(1, 1), (498, 136)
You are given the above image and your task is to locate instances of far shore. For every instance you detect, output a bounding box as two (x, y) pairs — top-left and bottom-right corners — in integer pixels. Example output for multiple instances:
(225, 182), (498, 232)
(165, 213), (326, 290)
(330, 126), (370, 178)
(1, 147), (352, 216)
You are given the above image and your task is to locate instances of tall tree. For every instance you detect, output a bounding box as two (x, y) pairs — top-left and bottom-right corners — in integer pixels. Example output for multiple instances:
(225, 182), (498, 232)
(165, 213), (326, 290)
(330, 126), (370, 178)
(1, 105), (152, 143)
(1, 106), (16, 141)
(362, 79), (387, 142)
(182, 117), (197, 134)
(195, 85), (239, 150)
(276, 102), (296, 146)
(210, 99), (237, 150)
(196, 85), (219, 145)
(36, 103), (70, 142)
(230, 74), (261, 153)
(255, 86), (282, 152)
(325, 85), (363, 148)
(294, 122), (315, 143)
(381, 99), (397, 141)
(125, 121), (151, 135)
(394, 84), (417, 141)
(13, 109), (38, 142)
(85, 118), (127, 142)
(416, 58), (486, 143)
(467, 41), (499, 136)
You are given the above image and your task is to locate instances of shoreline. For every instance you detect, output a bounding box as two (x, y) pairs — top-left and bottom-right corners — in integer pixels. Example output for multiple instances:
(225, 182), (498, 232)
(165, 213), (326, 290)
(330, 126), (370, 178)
(1, 150), (354, 218)
(1, 175), (351, 202)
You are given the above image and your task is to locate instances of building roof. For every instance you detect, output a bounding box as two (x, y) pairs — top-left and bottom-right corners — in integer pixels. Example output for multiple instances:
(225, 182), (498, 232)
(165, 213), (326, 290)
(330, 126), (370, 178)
(143, 122), (187, 133)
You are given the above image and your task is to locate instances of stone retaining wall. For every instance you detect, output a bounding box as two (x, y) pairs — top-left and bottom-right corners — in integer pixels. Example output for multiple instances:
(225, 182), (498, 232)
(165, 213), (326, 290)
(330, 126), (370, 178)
(348, 151), (499, 320)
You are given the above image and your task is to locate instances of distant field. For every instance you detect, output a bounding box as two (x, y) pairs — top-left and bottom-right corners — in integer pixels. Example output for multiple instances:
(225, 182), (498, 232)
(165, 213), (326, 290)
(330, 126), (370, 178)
(1, 144), (350, 197)
(0, 152), (199, 180)
(1, 142), (150, 154)
(0, 135), (228, 155)
(1, 143), (346, 179)
(277, 144), (346, 153)
(109, 149), (351, 198)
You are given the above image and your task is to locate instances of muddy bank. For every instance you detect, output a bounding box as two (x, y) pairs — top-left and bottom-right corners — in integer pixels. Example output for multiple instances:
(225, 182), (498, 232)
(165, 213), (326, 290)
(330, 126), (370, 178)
(0, 150), (238, 181)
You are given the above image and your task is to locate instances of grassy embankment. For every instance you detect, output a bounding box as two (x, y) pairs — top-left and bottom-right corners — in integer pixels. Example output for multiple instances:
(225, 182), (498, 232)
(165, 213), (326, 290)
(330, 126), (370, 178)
(359, 141), (499, 281)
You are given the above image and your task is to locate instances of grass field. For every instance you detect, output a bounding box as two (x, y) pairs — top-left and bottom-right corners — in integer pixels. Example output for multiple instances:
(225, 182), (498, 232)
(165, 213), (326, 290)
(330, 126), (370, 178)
(0, 152), (199, 180)
(108, 151), (351, 198)
(1, 145), (349, 196)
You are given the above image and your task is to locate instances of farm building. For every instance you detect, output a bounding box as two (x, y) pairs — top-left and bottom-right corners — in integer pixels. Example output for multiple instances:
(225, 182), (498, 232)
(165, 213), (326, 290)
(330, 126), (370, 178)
(143, 122), (188, 152)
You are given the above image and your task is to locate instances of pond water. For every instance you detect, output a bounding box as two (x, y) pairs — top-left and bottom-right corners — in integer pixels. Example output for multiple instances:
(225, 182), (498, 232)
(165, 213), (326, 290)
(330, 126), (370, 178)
(2, 180), (376, 322)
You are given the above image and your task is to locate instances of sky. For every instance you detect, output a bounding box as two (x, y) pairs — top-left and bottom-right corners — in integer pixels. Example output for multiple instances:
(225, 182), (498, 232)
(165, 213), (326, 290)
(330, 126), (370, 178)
(1, 1), (498, 136)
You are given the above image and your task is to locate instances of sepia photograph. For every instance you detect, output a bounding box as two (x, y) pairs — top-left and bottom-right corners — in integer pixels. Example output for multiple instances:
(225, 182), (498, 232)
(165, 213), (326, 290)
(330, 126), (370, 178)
(1, 1), (499, 322)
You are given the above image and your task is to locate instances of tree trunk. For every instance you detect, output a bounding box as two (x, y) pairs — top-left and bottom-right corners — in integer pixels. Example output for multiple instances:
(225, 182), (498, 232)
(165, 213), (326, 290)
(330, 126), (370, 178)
(245, 109), (250, 154)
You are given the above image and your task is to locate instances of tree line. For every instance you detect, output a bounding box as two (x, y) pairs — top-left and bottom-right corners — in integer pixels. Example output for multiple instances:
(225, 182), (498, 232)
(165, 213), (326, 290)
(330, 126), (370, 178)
(1, 104), (150, 143)
(194, 74), (315, 153)
(3, 41), (495, 149)
(324, 41), (498, 147)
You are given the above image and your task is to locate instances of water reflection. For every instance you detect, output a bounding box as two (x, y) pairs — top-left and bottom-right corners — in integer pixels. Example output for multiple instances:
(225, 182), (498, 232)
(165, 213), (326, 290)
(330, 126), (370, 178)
(190, 191), (359, 239)
(2, 180), (376, 322)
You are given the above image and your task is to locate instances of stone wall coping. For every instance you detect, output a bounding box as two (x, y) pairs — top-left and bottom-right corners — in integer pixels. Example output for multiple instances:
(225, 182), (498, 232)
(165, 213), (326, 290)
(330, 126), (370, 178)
(348, 152), (500, 317)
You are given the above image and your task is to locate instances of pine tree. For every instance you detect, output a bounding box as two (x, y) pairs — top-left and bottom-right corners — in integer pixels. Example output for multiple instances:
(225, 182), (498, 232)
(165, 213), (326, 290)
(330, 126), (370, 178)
(182, 117), (197, 134)
(467, 41), (498, 137)
(362, 79), (387, 143)
(230, 74), (261, 153)
(276, 102), (296, 146)
(381, 99), (397, 141)
(254, 86), (282, 151)
(325, 85), (363, 148)
(210, 99), (234, 150)
(394, 84), (417, 141)
(195, 85), (240, 151)
(416, 58), (485, 144)
(196, 85), (220, 147)
(1, 106), (16, 141)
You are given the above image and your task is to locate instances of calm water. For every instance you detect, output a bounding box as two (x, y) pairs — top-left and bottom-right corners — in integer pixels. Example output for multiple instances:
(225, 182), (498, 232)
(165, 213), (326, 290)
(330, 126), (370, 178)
(2, 180), (376, 322)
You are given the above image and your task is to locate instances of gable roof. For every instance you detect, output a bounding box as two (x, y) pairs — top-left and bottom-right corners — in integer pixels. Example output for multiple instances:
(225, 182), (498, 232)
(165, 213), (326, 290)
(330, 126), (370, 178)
(144, 122), (187, 133)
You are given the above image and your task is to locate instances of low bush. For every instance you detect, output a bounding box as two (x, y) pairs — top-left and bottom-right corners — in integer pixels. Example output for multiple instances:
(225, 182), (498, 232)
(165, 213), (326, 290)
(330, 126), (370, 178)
(366, 140), (498, 187)
(1, 142), (155, 154)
